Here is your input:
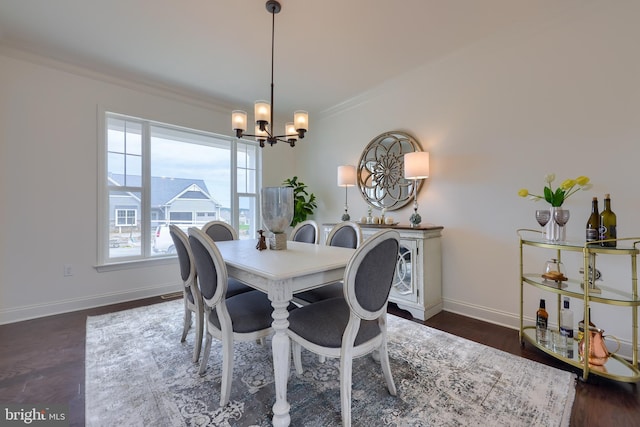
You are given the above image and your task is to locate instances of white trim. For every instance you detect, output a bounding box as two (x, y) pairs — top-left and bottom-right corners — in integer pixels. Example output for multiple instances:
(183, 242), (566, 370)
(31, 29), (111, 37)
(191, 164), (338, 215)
(0, 282), (179, 325)
(442, 296), (637, 361)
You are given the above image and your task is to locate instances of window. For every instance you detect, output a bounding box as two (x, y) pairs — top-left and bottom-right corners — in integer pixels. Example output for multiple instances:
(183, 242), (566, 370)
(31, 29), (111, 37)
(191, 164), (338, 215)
(99, 112), (261, 265)
(115, 208), (137, 226)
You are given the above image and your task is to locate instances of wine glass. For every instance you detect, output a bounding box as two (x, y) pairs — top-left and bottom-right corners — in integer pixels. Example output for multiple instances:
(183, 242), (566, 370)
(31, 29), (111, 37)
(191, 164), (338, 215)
(553, 209), (570, 227)
(553, 209), (570, 241)
(535, 209), (550, 227)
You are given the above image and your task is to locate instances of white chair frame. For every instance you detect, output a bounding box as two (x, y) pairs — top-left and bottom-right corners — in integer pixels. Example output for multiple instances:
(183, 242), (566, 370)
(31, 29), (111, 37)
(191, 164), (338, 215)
(289, 229), (399, 426)
(188, 227), (274, 406)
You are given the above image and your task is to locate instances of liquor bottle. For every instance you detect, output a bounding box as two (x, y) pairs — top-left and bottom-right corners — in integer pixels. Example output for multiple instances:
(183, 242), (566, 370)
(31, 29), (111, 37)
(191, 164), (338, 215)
(536, 299), (549, 344)
(599, 193), (617, 247)
(559, 297), (574, 350)
(586, 197), (599, 242)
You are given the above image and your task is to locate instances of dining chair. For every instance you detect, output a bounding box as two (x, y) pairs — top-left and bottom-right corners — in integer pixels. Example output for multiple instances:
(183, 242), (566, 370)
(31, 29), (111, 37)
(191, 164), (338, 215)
(289, 219), (319, 244)
(287, 229), (400, 426)
(188, 227), (287, 406)
(169, 225), (204, 363)
(294, 221), (363, 304)
(201, 220), (253, 297)
(202, 220), (238, 241)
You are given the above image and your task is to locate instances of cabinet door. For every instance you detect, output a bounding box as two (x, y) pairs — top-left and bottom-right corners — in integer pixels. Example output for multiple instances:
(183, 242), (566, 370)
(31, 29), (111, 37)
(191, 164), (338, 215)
(390, 238), (419, 303)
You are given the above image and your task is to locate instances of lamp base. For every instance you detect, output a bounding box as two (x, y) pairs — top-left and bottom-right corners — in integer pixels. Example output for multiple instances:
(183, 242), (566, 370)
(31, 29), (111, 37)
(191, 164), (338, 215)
(268, 232), (288, 250)
(409, 212), (422, 228)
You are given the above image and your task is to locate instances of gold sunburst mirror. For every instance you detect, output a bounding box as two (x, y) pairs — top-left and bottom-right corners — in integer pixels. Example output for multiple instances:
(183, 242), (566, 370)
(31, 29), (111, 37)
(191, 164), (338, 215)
(357, 131), (423, 210)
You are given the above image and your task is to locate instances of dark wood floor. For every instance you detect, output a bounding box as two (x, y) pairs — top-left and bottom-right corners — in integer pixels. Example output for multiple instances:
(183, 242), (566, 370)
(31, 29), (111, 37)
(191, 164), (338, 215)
(0, 298), (638, 427)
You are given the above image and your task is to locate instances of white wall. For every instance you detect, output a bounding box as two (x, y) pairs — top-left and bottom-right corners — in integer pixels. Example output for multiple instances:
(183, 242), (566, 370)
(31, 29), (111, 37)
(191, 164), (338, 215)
(302, 1), (640, 355)
(0, 47), (295, 323)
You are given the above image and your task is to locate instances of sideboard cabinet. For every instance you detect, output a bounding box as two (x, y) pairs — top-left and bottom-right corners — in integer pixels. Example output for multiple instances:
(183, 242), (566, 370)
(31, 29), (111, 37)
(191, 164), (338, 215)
(322, 223), (443, 320)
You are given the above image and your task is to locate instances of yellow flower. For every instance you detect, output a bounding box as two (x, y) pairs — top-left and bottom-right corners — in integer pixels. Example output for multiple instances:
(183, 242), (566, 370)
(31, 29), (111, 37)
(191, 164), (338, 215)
(518, 173), (592, 207)
(560, 179), (576, 190)
(576, 176), (590, 186)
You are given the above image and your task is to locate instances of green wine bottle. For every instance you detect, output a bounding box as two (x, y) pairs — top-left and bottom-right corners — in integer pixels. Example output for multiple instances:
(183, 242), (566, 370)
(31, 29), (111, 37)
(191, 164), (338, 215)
(599, 193), (617, 247)
(586, 197), (599, 242)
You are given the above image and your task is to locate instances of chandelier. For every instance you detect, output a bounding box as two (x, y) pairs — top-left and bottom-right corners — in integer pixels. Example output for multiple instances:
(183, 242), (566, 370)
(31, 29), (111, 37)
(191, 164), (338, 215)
(232, 0), (308, 148)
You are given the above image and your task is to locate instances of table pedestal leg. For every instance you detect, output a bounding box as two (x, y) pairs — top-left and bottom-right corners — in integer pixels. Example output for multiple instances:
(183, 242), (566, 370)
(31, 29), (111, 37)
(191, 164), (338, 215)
(270, 281), (292, 427)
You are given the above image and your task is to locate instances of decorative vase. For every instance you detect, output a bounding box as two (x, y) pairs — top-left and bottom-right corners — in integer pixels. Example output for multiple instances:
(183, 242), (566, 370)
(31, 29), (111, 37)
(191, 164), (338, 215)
(545, 206), (568, 242)
(261, 187), (294, 250)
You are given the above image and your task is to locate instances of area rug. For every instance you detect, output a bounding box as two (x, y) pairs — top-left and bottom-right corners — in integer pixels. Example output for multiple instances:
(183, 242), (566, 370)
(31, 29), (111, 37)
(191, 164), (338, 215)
(85, 300), (575, 426)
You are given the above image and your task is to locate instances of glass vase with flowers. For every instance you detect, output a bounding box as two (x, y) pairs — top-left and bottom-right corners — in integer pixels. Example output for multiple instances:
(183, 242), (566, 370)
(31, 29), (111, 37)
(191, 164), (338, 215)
(518, 174), (591, 241)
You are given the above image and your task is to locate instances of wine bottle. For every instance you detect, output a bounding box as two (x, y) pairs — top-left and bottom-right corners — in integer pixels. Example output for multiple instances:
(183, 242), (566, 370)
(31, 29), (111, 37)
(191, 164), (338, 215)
(536, 299), (549, 344)
(586, 197), (599, 242)
(599, 193), (617, 247)
(559, 297), (574, 350)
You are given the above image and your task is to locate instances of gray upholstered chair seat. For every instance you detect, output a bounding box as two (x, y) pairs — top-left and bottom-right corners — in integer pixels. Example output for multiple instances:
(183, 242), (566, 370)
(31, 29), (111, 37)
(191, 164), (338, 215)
(294, 282), (344, 304)
(208, 290), (275, 333)
(288, 297), (380, 347)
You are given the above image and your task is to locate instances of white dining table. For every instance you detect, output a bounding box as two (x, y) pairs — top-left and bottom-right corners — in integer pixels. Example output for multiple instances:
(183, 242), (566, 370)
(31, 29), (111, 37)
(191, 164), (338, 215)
(214, 239), (356, 427)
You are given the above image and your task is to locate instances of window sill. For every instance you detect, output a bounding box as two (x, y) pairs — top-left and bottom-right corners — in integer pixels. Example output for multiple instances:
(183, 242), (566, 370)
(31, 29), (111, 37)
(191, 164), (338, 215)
(95, 256), (177, 272)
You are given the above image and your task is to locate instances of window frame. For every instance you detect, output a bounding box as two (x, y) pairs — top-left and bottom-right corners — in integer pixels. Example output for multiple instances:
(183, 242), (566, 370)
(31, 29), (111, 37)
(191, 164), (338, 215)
(97, 108), (261, 270)
(115, 208), (138, 227)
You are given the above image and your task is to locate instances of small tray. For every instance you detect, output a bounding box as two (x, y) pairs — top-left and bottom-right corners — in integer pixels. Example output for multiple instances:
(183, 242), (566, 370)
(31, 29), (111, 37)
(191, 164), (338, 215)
(541, 273), (567, 282)
(357, 222), (399, 227)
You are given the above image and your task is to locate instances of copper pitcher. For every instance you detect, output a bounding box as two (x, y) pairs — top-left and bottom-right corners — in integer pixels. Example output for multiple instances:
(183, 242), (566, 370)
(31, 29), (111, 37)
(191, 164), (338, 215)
(578, 326), (620, 366)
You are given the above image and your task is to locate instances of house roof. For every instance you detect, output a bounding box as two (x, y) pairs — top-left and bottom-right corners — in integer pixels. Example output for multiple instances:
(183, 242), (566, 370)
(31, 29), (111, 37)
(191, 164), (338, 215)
(108, 174), (219, 208)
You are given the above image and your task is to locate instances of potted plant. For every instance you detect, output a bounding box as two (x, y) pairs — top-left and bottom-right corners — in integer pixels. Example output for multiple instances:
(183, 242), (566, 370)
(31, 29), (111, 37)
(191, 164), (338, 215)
(283, 176), (317, 226)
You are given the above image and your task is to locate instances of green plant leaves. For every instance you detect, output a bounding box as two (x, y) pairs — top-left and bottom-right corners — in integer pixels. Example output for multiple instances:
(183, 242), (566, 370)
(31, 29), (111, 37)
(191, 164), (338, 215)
(283, 176), (317, 226)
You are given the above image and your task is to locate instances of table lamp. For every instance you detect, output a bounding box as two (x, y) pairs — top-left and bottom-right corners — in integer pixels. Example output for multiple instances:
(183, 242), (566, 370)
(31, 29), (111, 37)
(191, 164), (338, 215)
(403, 152), (430, 227)
(337, 165), (356, 221)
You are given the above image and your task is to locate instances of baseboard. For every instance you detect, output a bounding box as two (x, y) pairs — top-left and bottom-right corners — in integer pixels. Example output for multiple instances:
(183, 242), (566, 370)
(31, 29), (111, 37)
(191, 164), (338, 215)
(442, 297), (637, 362)
(0, 283), (180, 325)
(443, 297), (521, 330)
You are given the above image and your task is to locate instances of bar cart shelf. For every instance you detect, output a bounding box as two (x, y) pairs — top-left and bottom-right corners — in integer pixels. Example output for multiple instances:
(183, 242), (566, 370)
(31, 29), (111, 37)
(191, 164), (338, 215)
(517, 229), (640, 383)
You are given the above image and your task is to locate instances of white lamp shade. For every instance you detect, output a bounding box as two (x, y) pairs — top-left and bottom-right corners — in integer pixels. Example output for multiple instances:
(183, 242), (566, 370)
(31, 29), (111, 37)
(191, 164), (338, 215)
(255, 101), (270, 123)
(337, 165), (357, 187)
(294, 110), (309, 131)
(232, 110), (248, 131)
(285, 122), (297, 140)
(404, 151), (430, 179)
(255, 125), (268, 141)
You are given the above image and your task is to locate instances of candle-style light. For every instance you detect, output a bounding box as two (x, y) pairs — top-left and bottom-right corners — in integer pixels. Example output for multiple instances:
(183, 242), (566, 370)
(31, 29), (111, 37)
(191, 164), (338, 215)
(404, 151), (430, 227)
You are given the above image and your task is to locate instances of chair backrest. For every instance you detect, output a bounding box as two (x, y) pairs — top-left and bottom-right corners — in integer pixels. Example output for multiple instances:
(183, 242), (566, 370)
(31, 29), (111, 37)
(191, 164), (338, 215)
(326, 221), (362, 249)
(289, 220), (319, 244)
(169, 225), (195, 287)
(188, 227), (229, 306)
(343, 229), (400, 321)
(202, 220), (238, 242)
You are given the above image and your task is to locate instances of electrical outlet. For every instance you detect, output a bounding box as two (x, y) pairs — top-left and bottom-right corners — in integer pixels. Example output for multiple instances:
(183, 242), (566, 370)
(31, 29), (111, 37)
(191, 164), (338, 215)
(64, 264), (73, 277)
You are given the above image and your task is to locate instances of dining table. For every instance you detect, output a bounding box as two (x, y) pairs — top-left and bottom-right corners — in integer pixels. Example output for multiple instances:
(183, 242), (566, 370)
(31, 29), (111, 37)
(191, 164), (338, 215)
(214, 238), (356, 427)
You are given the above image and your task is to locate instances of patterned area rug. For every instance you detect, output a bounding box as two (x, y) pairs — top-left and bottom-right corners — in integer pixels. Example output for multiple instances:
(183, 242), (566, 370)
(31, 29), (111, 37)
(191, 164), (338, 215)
(85, 300), (575, 426)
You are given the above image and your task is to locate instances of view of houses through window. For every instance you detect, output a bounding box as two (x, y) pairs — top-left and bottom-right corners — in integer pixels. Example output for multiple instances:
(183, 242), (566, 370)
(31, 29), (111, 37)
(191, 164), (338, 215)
(103, 113), (260, 263)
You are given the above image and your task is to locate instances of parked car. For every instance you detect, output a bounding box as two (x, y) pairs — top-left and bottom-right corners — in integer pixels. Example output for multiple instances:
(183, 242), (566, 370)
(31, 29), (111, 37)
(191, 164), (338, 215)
(153, 224), (188, 254)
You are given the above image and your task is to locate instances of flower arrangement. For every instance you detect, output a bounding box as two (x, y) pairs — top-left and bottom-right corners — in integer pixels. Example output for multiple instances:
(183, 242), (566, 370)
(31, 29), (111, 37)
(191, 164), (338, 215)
(518, 174), (591, 207)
